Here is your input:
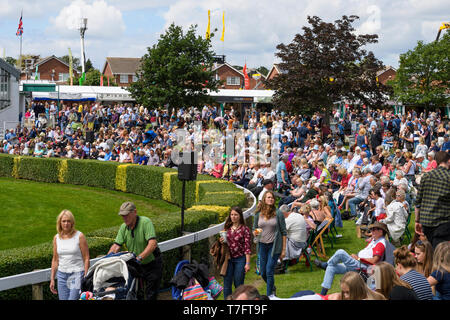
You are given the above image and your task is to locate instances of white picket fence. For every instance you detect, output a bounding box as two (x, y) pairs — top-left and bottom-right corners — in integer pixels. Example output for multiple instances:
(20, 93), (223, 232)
(0, 185), (257, 295)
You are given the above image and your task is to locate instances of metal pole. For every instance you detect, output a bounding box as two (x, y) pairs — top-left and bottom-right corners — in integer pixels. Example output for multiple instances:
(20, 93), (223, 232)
(181, 180), (186, 236)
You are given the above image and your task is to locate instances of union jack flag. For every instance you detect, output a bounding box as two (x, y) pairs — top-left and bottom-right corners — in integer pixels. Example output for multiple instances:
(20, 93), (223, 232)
(16, 13), (23, 36)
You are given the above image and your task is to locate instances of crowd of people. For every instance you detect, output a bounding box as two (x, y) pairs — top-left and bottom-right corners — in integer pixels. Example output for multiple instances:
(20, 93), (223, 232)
(4, 99), (449, 301)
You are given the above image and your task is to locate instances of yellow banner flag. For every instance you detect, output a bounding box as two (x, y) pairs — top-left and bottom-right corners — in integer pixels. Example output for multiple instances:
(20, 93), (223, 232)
(220, 11), (225, 41)
(206, 10), (211, 39)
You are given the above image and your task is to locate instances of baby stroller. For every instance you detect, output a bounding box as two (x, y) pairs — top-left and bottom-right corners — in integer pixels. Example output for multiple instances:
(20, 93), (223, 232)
(80, 252), (142, 300)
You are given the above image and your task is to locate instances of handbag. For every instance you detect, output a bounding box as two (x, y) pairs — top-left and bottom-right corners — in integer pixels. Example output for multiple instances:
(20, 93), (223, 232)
(182, 279), (209, 300)
(206, 277), (223, 299)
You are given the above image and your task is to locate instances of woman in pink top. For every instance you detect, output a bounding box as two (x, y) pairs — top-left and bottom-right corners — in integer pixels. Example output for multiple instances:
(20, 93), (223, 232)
(220, 206), (251, 299)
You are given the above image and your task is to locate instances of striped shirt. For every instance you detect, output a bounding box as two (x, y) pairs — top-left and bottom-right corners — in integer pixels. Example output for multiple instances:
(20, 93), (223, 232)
(400, 269), (433, 300)
(415, 166), (450, 227)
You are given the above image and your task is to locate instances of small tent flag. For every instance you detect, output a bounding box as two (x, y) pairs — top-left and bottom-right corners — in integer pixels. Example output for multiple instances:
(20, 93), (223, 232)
(205, 10), (211, 39)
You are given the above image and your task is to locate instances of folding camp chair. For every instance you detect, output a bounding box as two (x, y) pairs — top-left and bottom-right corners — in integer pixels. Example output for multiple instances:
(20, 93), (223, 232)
(311, 219), (334, 259)
(297, 229), (318, 272)
(403, 210), (412, 243)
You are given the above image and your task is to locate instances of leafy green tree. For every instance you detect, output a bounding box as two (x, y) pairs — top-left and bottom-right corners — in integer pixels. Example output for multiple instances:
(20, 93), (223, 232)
(129, 23), (220, 109)
(390, 32), (450, 109)
(266, 15), (391, 116)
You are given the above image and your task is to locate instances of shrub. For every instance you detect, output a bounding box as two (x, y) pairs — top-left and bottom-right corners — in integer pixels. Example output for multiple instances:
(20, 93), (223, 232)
(0, 154), (14, 177)
(64, 159), (119, 190)
(17, 156), (60, 183)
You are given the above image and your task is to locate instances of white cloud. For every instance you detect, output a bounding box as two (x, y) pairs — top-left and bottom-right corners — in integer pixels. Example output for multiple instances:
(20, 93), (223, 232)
(49, 0), (125, 39)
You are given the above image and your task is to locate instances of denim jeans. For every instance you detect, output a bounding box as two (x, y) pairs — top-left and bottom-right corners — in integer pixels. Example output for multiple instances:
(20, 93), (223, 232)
(223, 255), (246, 299)
(348, 197), (364, 217)
(320, 249), (360, 289)
(258, 242), (280, 296)
(56, 270), (84, 300)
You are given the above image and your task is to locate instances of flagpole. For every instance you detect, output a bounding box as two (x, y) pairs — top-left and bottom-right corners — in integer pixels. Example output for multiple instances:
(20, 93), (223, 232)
(19, 10), (23, 73)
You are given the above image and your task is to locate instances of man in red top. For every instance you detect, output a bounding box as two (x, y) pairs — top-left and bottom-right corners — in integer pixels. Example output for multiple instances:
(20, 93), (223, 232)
(314, 221), (388, 295)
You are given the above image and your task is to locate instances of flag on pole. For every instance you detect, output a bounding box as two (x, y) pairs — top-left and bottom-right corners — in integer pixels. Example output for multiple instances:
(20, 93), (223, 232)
(100, 75), (103, 87)
(220, 11), (225, 41)
(205, 10), (211, 39)
(16, 12), (23, 36)
(243, 63), (250, 90)
(107, 75), (110, 86)
(34, 65), (38, 80)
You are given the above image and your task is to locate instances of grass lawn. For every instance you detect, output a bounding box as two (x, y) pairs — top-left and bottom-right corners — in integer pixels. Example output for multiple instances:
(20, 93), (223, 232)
(217, 213), (416, 299)
(0, 177), (179, 251)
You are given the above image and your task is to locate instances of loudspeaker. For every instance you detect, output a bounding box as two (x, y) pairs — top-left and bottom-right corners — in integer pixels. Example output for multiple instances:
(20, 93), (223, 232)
(178, 151), (198, 181)
(85, 131), (95, 143)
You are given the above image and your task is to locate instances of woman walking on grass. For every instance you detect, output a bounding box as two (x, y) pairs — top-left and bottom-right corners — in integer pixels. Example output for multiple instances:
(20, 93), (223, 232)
(253, 191), (287, 296)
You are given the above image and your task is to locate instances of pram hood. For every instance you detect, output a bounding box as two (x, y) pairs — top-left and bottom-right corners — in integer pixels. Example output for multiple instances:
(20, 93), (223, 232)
(88, 252), (135, 292)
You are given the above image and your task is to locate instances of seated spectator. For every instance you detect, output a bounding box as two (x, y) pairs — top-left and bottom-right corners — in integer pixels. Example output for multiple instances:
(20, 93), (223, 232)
(413, 239), (434, 278)
(347, 168), (372, 218)
(280, 205), (308, 262)
(394, 246), (433, 300)
(326, 271), (385, 300)
(314, 221), (389, 295)
(373, 261), (418, 300)
(423, 151), (437, 172)
(427, 241), (450, 300)
(258, 179), (274, 202)
(380, 189), (409, 246)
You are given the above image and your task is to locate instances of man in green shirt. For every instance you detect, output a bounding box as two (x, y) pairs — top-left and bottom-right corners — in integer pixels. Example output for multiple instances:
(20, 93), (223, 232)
(108, 201), (163, 300)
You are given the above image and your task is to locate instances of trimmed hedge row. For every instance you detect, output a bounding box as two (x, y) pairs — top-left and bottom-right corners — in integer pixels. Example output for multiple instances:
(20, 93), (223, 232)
(0, 154), (247, 300)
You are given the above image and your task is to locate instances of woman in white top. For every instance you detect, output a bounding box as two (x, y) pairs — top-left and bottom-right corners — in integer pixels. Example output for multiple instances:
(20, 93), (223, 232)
(50, 210), (89, 300)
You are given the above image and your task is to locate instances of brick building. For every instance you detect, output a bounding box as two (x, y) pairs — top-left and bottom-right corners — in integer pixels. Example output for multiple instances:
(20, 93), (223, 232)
(102, 57), (141, 87)
(212, 62), (265, 90)
(376, 66), (397, 85)
(20, 55), (77, 84)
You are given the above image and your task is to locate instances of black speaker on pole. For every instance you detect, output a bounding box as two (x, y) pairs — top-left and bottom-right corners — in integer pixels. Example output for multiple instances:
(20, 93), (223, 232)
(177, 151), (198, 181)
(85, 131), (95, 143)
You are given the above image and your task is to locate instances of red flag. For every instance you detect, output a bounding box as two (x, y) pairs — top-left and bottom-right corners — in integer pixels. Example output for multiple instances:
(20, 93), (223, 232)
(107, 75), (110, 86)
(243, 63), (250, 90)
(16, 12), (23, 36)
(100, 75), (103, 86)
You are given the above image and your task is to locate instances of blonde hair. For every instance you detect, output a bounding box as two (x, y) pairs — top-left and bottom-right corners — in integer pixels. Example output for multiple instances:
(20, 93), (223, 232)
(432, 241), (450, 274)
(375, 262), (413, 299)
(340, 271), (385, 300)
(56, 209), (76, 236)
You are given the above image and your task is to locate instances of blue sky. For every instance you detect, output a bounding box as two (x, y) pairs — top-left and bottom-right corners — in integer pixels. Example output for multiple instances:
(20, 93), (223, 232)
(1, 0), (449, 72)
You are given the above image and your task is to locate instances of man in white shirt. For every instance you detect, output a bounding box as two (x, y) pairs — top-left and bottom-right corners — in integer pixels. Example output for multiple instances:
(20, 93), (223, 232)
(280, 205), (308, 264)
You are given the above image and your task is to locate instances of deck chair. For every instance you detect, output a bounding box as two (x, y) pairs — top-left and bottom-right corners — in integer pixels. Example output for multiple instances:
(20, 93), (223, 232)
(311, 219), (334, 259)
(357, 238), (396, 281)
(297, 229), (318, 272)
(403, 210), (413, 243)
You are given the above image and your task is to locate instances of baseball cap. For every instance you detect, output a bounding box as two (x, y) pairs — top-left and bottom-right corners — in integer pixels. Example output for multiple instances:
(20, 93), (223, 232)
(118, 202), (136, 216)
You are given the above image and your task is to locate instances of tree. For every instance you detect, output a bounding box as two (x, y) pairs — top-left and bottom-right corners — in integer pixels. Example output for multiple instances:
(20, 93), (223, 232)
(128, 23), (220, 109)
(257, 66), (269, 77)
(390, 32), (450, 109)
(266, 15), (391, 116)
(59, 55), (80, 71)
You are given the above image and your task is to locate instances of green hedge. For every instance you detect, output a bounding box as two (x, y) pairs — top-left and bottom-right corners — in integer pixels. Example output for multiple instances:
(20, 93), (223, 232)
(17, 156), (61, 183)
(0, 154), (247, 300)
(64, 159), (120, 190)
(0, 154), (14, 177)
